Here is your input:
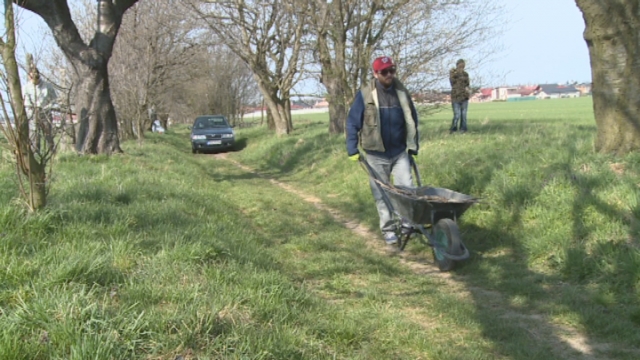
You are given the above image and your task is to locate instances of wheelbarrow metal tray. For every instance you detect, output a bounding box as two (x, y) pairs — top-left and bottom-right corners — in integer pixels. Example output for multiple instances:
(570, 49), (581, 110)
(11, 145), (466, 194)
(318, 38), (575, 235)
(380, 184), (478, 225)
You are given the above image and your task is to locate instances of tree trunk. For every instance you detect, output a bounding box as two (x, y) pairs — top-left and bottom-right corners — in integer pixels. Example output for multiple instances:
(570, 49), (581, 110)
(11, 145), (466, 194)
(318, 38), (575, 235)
(269, 100), (291, 136)
(120, 111), (136, 141)
(266, 109), (274, 130)
(257, 81), (291, 135)
(16, 0), (139, 155)
(27, 162), (47, 209)
(325, 78), (347, 134)
(0, 2), (47, 210)
(314, 8), (350, 136)
(283, 99), (293, 133)
(576, 0), (640, 154)
(159, 113), (168, 129)
(74, 62), (122, 154)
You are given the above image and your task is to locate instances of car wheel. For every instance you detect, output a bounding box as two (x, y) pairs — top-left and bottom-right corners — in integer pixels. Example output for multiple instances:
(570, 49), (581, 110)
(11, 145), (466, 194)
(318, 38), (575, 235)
(192, 148), (197, 154)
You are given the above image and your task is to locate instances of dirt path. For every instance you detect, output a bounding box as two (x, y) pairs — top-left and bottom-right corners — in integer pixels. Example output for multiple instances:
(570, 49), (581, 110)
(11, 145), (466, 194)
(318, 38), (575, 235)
(213, 153), (630, 360)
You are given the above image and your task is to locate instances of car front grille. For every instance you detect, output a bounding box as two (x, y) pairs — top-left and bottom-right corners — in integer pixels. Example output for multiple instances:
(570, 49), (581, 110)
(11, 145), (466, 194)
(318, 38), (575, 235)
(206, 134), (222, 139)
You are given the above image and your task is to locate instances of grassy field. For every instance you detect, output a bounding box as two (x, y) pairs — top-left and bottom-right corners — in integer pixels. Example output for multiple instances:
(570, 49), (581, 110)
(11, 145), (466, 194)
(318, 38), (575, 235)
(0, 96), (639, 359)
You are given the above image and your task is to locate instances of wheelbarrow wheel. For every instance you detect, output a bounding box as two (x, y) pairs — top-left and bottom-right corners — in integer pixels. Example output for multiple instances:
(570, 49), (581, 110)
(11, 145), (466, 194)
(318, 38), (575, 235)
(432, 218), (464, 271)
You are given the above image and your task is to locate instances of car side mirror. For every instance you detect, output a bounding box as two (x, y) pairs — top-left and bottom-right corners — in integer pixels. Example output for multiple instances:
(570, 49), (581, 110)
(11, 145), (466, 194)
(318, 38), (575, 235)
(187, 126), (191, 130)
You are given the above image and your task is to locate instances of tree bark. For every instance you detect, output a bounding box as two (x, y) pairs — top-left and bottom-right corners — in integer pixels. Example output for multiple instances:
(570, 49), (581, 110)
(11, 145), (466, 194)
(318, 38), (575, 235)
(325, 78), (347, 134)
(310, 0), (504, 136)
(312, 0), (346, 135)
(311, 0), (403, 135)
(16, 0), (139, 154)
(576, 0), (640, 154)
(258, 99), (291, 134)
(188, 0), (303, 137)
(317, 29), (349, 135)
(74, 60), (121, 153)
(257, 80), (292, 135)
(0, 1), (47, 210)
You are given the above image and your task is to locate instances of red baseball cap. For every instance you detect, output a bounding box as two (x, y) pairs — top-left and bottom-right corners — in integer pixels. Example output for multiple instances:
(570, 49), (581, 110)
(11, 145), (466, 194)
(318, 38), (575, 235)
(372, 56), (395, 72)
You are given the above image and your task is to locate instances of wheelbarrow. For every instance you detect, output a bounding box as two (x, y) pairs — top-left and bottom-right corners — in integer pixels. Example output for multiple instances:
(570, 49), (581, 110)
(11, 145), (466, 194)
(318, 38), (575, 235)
(359, 154), (479, 271)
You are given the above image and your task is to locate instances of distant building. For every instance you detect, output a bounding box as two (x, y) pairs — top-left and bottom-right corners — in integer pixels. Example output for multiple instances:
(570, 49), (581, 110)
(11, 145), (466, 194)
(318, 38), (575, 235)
(313, 98), (329, 108)
(472, 83), (587, 102)
(536, 84), (581, 99)
(518, 86), (539, 96)
(291, 99), (314, 109)
(575, 83), (592, 95)
(493, 87), (519, 101)
(476, 88), (494, 102)
(411, 80), (587, 106)
(414, 91), (450, 104)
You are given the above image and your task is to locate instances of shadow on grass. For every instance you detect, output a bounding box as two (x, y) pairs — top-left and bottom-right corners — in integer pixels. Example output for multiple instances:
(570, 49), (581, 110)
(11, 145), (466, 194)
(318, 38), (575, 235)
(129, 118), (640, 358)
(214, 119), (640, 358)
(50, 142), (400, 290)
(450, 132), (640, 357)
(233, 137), (248, 151)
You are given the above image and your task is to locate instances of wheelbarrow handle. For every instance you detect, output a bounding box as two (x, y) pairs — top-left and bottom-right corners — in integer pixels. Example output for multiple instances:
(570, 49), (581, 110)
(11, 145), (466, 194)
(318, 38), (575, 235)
(409, 155), (422, 187)
(357, 152), (380, 182)
(358, 154), (397, 218)
(359, 152), (422, 189)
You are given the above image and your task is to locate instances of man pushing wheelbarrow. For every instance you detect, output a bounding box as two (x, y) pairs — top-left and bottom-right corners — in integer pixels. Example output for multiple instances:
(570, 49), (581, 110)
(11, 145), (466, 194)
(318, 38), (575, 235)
(347, 55), (478, 271)
(346, 56), (419, 246)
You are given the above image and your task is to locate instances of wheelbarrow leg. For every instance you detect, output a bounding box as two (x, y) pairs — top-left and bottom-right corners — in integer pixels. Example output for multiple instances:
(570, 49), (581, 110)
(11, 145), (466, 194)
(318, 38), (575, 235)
(398, 227), (414, 251)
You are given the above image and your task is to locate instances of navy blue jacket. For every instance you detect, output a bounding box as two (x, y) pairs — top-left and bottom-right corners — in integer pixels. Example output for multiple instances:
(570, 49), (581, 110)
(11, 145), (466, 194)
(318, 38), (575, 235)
(346, 81), (418, 157)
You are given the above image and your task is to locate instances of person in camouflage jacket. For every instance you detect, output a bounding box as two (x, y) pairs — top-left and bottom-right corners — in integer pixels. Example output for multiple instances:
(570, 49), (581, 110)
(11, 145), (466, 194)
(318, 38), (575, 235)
(449, 59), (470, 133)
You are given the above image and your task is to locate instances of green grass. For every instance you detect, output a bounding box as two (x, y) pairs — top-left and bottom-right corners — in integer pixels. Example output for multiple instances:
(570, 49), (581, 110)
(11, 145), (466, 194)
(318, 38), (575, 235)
(0, 96), (639, 359)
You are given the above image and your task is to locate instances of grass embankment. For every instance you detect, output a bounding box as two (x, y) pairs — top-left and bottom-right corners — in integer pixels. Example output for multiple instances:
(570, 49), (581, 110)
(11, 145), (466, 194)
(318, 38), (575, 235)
(0, 96), (638, 359)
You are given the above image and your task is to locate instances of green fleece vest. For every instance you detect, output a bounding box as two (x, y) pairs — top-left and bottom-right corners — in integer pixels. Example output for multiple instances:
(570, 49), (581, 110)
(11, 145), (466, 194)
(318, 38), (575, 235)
(359, 78), (418, 153)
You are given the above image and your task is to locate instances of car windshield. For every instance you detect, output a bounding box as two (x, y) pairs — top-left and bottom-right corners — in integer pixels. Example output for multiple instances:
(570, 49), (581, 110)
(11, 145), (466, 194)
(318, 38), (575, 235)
(194, 117), (229, 129)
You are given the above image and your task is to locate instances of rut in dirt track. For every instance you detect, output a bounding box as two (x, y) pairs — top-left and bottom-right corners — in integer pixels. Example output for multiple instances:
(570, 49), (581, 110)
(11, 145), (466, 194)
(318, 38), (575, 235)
(211, 152), (629, 360)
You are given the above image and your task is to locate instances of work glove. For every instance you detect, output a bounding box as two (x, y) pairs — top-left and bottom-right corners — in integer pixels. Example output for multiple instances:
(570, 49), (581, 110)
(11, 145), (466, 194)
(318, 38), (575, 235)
(408, 150), (418, 162)
(349, 153), (360, 161)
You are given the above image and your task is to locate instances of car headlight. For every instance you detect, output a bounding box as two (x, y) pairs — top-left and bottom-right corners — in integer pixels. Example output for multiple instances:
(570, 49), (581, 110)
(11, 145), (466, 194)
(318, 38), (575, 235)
(191, 135), (206, 140)
(221, 133), (234, 138)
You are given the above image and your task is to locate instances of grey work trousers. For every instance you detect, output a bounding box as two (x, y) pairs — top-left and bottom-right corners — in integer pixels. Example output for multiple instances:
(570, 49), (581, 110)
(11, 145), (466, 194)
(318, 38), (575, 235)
(365, 151), (414, 233)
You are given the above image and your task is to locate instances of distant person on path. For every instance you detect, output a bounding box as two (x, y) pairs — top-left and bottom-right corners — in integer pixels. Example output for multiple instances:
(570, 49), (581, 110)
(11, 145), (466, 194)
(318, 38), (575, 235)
(148, 105), (158, 131)
(346, 56), (419, 245)
(24, 65), (58, 151)
(449, 59), (470, 134)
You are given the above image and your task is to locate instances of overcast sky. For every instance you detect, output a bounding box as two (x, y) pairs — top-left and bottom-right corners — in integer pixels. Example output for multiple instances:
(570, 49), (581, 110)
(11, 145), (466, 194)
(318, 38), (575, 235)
(481, 0), (591, 86)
